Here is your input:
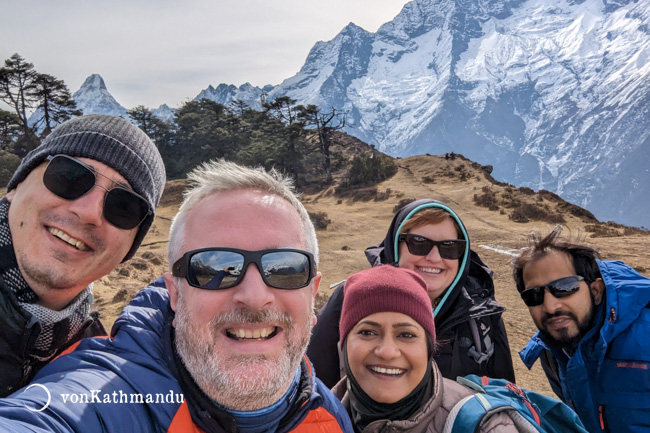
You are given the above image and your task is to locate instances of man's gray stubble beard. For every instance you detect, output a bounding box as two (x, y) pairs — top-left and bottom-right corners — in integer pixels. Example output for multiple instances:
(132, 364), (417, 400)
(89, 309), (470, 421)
(174, 292), (314, 411)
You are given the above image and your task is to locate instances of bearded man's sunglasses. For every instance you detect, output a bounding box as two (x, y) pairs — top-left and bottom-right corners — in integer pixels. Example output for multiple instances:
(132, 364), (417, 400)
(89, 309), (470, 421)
(43, 155), (151, 230)
(398, 233), (466, 260)
(172, 248), (316, 290)
(520, 275), (585, 307)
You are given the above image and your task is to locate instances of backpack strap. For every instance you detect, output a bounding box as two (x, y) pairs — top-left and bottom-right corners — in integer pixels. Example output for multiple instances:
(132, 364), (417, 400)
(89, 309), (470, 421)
(443, 394), (479, 433)
(443, 390), (542, 433)
(467, 317), (495, 364)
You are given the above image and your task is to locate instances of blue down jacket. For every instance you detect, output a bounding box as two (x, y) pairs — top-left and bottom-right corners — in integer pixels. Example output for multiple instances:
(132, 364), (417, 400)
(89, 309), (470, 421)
(0, 280), (353, 433)
(520, 260), (650, 433)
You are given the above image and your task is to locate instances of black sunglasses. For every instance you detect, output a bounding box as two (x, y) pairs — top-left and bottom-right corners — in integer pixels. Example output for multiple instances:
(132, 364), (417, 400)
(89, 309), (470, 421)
(43, 155), (151, 230)
(172, 248), (316, 290)
(520, 276), (585, 307)
(398, 233), (466, 260)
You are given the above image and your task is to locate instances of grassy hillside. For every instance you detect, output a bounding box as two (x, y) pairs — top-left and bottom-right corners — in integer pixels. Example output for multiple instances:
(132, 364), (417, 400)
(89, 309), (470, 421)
(83, 148), (648, 396)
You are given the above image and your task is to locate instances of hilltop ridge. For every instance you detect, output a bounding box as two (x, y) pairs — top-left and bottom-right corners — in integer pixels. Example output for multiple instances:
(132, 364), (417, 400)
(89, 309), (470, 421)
(86, 150), (648, 397)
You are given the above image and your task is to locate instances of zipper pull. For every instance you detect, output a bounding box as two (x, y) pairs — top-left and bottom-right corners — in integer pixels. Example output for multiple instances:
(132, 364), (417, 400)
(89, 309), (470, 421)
(598, 405), (609, 432)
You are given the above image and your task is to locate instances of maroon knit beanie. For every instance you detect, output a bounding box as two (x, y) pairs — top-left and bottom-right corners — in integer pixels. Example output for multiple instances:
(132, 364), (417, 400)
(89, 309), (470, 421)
(339, 265), (436, 343)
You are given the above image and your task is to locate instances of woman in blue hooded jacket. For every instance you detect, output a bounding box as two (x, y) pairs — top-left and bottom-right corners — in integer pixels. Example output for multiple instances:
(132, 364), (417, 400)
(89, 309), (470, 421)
(307, 199), (515, 388)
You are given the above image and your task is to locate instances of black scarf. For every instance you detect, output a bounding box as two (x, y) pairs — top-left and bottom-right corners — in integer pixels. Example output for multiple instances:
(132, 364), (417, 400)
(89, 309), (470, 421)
(343, 343), (434, 432)
(0, 199), (38, 303)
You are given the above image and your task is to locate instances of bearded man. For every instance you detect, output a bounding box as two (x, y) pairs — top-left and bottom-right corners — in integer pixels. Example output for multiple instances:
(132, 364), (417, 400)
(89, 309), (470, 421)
(0, 159), (352, 433)
(513, 226), (650, 433)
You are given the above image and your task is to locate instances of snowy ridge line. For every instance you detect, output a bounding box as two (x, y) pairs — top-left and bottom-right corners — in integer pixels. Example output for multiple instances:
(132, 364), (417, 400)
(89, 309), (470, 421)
(478, 245), (521, 257)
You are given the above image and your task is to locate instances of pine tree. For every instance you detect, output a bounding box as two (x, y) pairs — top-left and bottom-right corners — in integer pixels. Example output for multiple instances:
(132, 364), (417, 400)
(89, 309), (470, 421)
(298, 105), (346, 184)
(32, 73), (81, 137)
(0, 109), (22, 151)
(0, 53), (38, 137)
(261, 96), (309, 182)
(128, 105), (174, 152)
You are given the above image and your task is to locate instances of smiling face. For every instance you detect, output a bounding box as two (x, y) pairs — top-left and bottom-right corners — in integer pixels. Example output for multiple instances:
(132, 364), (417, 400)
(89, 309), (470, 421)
(397, 219), (461, 302)
(345, 311), (429, 403)
(522, 250), (603, 348)
(6, 157), (137, 310)
(165, 189), (321, 411)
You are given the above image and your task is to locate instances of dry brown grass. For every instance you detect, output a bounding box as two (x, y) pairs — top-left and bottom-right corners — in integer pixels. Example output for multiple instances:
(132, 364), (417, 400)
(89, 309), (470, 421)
(15, 152), (645, 398)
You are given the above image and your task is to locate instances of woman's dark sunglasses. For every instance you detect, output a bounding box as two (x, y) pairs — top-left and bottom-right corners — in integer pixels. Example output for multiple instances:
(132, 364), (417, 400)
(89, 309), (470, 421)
(43, 155), (151, 230)
(520, 276), (584, 307)
(172, 248), (316, 290)
(398, 233), (466, 260)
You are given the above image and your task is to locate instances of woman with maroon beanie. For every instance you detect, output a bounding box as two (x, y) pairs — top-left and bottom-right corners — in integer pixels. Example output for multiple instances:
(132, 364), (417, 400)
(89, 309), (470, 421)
(332, 265), (519, 433)
(308, 199), (514, 389)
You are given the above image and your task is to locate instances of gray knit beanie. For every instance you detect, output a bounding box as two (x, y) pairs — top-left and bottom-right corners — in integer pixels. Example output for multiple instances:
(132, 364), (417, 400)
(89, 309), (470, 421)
(7, 114), (166, 261)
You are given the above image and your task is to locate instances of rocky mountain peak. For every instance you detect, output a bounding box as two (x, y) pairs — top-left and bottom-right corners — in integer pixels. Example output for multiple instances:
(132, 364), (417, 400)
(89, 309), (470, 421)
(72, 73), (127, 118)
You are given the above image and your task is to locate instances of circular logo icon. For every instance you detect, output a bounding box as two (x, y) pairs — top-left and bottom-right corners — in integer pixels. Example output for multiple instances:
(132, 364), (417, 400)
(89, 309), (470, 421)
(23, 383), (52, 412)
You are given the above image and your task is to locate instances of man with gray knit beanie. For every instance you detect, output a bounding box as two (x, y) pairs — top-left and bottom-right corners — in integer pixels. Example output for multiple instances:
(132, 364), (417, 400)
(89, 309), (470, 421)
(0, 114), (165, 397)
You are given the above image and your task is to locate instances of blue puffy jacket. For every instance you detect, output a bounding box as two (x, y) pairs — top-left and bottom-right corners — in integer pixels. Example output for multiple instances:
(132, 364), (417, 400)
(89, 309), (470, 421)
(0, 279), (353, 433)
(520, 260), (650, 433)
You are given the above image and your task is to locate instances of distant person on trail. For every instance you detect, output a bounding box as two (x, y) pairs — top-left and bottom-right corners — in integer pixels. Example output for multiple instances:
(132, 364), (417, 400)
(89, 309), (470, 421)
(513, 226), (650, 433)
(0, 159), (353, 433)
(307, 198), (515, 388)
(331, 265), (523, 433)
(0, 114), (165, 397)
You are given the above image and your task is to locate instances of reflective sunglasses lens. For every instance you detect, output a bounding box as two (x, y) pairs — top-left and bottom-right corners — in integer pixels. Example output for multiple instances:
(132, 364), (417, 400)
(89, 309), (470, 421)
(521, 276), (582, 307)
(437, 241), (465, 260)
(189, 251), (245, 289)
(43, 156), (95, 200)
(549, 277), (582, 298)
(104, 188), (150, 230)
(261, 251), (311, 289)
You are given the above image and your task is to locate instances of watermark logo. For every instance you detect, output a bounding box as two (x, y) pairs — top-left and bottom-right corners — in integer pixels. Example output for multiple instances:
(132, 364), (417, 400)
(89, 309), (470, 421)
(21, 384), (184, 411)
(23, 383), (51, 412)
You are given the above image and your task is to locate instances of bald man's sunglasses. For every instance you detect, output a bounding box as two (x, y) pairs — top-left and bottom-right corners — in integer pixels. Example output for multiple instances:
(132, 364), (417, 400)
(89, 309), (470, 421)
(520, 276), (584, 307)
(398, 234), (466, 260)
(172, 248), (316, 290)
(43, 155), (151, 230)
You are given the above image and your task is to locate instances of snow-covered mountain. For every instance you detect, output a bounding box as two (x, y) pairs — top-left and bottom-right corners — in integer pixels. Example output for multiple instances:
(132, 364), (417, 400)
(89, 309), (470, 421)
(73, 74), (128, 118)
(195, 83), (274, 111)
(151, 103), (176, 122)
(59, 0), (648, 227)
(29, 74), (175, 127)
(204, 0), (648, 228)
(26, 74), (127, 131)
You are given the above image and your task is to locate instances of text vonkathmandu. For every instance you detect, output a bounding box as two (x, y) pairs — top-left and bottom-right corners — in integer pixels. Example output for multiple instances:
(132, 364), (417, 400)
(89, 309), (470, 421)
(60, 390), (184, 404)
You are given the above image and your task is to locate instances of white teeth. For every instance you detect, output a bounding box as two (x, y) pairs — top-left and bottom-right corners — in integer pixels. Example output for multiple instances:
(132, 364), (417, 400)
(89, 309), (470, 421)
(418, 267), (442, 274)
(370, 366), (405, 375)
(228, 327), (275, 340)
(48, 228), (90, 251)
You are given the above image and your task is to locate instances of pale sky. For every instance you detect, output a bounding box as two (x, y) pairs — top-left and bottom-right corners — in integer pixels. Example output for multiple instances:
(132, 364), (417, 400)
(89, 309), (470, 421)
(1, 0), (409, 111)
